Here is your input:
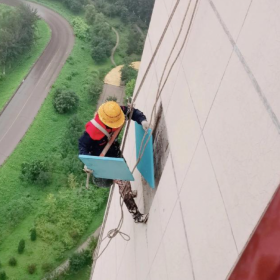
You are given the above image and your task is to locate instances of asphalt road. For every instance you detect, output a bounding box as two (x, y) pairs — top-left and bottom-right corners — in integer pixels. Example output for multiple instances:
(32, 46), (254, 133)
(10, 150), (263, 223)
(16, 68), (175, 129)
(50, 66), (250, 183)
(0, 0), (74, 166)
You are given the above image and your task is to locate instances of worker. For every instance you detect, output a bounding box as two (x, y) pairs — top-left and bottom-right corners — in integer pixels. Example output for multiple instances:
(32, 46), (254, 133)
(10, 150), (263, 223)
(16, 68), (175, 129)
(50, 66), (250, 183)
(79, 101), (149, 223)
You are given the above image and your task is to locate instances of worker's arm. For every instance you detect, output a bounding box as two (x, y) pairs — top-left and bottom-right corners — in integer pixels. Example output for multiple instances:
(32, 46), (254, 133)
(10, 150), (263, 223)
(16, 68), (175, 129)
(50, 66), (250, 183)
(121, 106), (147, 124)
(78, 132), (93, 155)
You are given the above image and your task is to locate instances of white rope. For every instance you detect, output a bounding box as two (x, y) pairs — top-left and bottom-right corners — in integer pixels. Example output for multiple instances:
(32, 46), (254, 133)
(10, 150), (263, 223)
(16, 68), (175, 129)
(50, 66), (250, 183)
(91, 0), (201, 267)
(132, 0), (200, 173)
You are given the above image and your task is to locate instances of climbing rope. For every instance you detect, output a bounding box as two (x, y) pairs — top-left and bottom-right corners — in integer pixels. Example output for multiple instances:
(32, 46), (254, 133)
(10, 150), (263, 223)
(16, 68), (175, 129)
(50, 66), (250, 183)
(92, 0), (201, 267)
(93, 183), (130, 261)
(129, 0), (200, 174)
(92, 0), (184, 266)
(121, 0), (182, 153)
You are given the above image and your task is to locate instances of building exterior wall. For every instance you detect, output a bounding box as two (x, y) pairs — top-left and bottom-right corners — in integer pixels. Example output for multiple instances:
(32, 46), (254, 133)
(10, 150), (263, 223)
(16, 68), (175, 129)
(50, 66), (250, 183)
(92, 0), (280, 279)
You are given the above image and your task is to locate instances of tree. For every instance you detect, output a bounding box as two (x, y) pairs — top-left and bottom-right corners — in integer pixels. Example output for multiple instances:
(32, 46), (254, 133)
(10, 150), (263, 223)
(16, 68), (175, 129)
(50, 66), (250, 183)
(121, 63), (138, 84)
(18, 239), (25, 254)
(91, 14), (114, 62)
(127, 30), (144, 55)
(30, 228), (37, 241)
(0, 4), (39, 75)
(71, 17), (90, 41)
(85, 4), (97, 25)
(53, 89), (79, 114)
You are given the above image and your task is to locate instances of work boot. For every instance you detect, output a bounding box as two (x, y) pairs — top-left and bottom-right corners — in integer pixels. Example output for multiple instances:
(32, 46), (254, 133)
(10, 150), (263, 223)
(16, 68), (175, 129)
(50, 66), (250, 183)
(131, 190), (137, 198)
(134, 213), (149, 224)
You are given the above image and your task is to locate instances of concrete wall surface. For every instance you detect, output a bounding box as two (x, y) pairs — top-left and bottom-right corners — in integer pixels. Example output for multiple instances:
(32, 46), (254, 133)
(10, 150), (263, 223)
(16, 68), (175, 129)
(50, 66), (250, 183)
(92, 0), (280, 279)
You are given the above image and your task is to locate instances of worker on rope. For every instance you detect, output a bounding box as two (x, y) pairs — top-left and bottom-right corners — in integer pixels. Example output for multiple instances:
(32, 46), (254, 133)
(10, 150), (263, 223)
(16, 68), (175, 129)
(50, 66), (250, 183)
(79, 101), (149, 223)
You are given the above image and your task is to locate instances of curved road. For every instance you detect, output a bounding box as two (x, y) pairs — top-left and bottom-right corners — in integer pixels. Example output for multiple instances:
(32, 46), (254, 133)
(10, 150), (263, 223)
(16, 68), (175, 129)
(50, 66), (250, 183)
(0, 0), (74, 166)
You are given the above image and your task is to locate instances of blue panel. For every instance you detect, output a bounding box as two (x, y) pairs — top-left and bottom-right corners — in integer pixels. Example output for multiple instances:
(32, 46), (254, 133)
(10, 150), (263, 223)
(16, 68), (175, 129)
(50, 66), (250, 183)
(135, 123), (155, 188)
(79, 155), (134, 181)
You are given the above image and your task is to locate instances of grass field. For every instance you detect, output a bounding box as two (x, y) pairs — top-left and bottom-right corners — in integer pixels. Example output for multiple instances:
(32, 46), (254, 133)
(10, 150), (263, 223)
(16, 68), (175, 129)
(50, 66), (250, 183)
(0, 4), (51, 111)
(0, 1), (142, 279)
(0, 2), (111, 279)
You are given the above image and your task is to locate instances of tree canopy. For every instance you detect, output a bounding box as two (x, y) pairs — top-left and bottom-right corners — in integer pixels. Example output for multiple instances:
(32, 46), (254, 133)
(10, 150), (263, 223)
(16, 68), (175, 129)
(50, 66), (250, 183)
(0, 4), (39, 75)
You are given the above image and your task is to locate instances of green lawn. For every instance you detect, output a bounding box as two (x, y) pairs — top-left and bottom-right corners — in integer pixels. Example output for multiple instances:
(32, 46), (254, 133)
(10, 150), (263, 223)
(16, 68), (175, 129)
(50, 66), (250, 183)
(0, 2), (111, 280)
(0, 4), (51, 111)
(0, 1), (142, 279)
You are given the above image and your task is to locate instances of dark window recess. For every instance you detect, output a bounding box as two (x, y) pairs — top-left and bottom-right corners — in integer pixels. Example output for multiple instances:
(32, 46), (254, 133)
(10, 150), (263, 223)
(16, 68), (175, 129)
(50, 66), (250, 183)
(152, 104), (170, 187)
(142, 104), (169, 213)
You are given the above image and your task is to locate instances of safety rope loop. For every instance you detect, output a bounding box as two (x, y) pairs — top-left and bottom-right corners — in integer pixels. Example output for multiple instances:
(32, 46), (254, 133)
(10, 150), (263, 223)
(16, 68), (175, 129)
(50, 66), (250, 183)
(94, 183), (130, 261)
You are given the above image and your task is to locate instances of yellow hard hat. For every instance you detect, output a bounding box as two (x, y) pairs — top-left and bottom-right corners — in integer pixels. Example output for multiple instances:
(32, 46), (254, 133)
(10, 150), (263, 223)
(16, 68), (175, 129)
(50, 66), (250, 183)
(98, 101), (125, 128)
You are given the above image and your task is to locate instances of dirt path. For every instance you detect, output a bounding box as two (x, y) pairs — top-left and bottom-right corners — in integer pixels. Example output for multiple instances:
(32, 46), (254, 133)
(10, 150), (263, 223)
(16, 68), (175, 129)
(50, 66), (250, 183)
(45, 227), (101, 279)
(110, 27), (120, 67)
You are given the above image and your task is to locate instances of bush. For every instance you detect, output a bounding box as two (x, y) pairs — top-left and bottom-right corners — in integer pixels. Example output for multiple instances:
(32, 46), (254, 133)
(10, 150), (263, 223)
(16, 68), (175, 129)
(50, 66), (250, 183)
(71, 17), (90, 41)
(60, 115), (83, 158)
(53, 89), (79, 114)
(89, 236), (98, 251)
(41, 262), (53, 273)
(27, 263), (36, 274)
(121, 64), (138, 84)
(88, 78), (103, 104)
(0, 197), (33, 230)
(0, 271), (6, 280)
(8, 257), (17, 266)
(18, 239), (25, 254)
(30, 228), (37, 241)
(105, 96), (117, 102)
(125, 79), (136, 104)
(20, 160), (51, 186)
(69, 250), (92, 272)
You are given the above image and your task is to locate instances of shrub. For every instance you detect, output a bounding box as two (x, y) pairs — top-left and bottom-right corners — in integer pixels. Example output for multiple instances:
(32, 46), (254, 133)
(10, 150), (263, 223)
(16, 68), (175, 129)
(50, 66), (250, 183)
(0, 197), (33, 230)
(88, 78), (103, 104)
(0, 271), (6, 280)
(20, 160), (51, 186)
(8, 257), (17, 266)
(27, 263), (36, 274)
(41, 262), (53, 273)
(53, 89), (79, 114)
(121, 64), (138, 84)
(71, 17), (90, 41)
(125, 79), (136, 104)
(69, 250), (92, 272)
(105, 96), (117, 102)
(89, 236), (98, 251)
(18, 239), (25, 254)
(60, 115), (83, 158)
(30, 228), (37, 241)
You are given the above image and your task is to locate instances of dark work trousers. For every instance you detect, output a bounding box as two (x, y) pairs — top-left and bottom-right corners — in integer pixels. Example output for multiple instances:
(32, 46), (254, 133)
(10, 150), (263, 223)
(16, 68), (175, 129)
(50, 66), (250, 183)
(115, 180), (142, 221)
(93, 141), (143, 221)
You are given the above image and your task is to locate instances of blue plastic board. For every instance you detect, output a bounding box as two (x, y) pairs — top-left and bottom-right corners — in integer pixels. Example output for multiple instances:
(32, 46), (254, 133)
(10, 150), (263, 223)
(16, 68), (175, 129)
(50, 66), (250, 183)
(135, 123), (155, 188)
(79, 155), (134, 181)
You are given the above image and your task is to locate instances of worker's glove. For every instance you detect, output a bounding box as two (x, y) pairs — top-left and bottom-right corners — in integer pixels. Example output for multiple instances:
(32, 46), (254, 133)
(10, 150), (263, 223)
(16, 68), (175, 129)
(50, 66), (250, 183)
(83, 165), (92, 173)
(141, 120), (149, 132)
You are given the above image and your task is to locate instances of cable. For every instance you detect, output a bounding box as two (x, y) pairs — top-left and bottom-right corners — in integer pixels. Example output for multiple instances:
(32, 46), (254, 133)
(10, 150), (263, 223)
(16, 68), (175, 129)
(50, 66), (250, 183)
(132, 0), (200, 173)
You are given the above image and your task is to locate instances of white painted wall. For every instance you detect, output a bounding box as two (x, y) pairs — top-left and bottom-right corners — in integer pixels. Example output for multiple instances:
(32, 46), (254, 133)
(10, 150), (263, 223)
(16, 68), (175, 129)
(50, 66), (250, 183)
(92, 0), (280, 279)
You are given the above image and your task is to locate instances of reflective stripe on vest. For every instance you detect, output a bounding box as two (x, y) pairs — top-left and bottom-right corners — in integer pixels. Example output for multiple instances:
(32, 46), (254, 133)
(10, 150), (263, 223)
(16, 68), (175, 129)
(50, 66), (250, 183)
(90, 119), (111, 140)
